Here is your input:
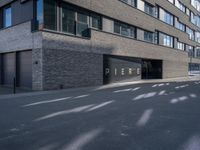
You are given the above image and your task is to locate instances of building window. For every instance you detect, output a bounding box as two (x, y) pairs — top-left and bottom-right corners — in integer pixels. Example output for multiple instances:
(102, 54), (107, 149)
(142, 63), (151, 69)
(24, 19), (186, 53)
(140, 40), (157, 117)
(175, 19), (185, 31)
(191, 0), (200, 12)
(61, 3), (101, 37)
(159, 8), (174, 25)
(44, 0), (57, 30)
(186, 8), (190, 16)
(175, 0), (186, 13)
(76, 12), (89, 36)
(177, 41), (185, 50)
(196, 47), (200, 58)
(144, 31), (154, 43)
(36, 0), (43, 25)
(168, 0), (174, 4)
(137, 0), (145, 11)
(196, 32), (200, 43)
(186, 45), (195, 57)
(91, 14), (102, 30)
(144, 2), (155, 16)
(62, 5), (76, 34)
(186, 27), (195, 40)
(159, 32), (174, 48)
(3, 6), (12, 28)
(121, 0), (137, 7)
(114, 22), (121, 34)
(114, 21), (136, 38)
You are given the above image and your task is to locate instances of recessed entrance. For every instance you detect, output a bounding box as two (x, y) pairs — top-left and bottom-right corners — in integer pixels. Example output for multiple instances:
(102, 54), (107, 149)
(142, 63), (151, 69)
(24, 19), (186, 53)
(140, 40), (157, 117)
(142, 59), (163, 79)
(103, 55), (142, 84)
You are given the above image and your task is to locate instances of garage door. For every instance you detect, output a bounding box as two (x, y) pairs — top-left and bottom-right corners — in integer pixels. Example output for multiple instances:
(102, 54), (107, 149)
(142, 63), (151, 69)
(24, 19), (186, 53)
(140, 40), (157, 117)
(142, 59), (162, 79)
(17, 51), (32, 88)
(2, 53), (16, 86)
(103, 55), (142, 84)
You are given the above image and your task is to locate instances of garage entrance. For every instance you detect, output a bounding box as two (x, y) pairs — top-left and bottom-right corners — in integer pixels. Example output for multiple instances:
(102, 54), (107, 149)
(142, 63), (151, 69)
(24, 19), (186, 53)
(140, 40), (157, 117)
(0, 50), (32, 89)
(103, 55), (142, 84)
(2, 53), (15, 86)
(142, 59), (162, 79)
(16, 51), (32, 88)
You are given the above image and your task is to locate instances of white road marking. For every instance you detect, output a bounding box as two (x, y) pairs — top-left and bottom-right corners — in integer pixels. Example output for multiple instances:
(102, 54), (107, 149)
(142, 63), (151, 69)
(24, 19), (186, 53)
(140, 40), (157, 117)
(62, 128), (103, 150)
(152, 83), (170, 88)
(136, 109), (153, 127)
(34, 104), (94, 121)
(86, 100), (115, 112)
(190, 94), (197, 98)
(132, 87), (141, 91)
(133, 92), (157, 101)
(113, 88), (132, 93)
(23, 97), (72, 107)
(73, 95), (90, 99)
(158, 90), (166, 96)
(170, 96), (188, 104)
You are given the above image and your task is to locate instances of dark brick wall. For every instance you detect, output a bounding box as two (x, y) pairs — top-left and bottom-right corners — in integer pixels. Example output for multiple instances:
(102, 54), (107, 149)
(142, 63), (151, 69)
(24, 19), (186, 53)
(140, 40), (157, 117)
(42, 49), (103, 90)
(32, 48), (43, 91)
(0, 54), (2, 84)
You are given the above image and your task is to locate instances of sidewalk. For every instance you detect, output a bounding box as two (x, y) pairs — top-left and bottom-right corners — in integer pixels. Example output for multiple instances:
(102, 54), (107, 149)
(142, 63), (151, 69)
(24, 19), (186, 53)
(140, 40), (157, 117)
(94, 75), (200, 90)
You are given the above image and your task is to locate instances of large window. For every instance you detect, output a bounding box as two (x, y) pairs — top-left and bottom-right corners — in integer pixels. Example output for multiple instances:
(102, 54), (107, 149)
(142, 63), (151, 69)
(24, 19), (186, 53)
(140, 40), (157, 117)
(61, 4), (101, 36)
(159, 8), (174, 25)
(186, 27), (195, 40)
(62, 5), (76, 34)
(186, 45), (195, 57)
(196, 32), (200, 43)
(3, 6), (12, 28)
(159, 32), (174, 48)
(175, 19), (185, 31)
(137, 0), (145, 11)
(175, 0), (186, 13)
(190, 12), (200, 27)
(114, 21), (136, 38)
(196, 47), (200, 58)
(91, 14), (102, 29)
(121, 0), (137, 7)
(191, 0), (200, 12)
(44, 0), (57, 30)
(177, 41), (185, 50)
(144, 31), (154, 43)
(144, 2), (154, 16)
(76, 12), (89, 36)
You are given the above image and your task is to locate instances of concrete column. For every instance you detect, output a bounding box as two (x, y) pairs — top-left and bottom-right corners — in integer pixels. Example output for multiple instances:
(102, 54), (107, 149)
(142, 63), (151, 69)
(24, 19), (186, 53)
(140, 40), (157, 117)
(32, 48), (43, 91)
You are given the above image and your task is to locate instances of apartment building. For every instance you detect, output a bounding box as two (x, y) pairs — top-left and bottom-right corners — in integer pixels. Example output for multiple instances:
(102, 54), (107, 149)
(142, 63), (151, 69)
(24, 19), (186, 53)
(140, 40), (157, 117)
(0, 0), (200, 90)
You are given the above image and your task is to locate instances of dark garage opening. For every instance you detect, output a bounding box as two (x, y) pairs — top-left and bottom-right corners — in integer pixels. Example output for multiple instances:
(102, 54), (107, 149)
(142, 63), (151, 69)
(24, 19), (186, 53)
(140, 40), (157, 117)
(16, 50), (32, 88)
(0, 50), (32, 89)
(142, 59), (163, 79)
(2, 53), (15, 86)
(103, 55), (142, 84)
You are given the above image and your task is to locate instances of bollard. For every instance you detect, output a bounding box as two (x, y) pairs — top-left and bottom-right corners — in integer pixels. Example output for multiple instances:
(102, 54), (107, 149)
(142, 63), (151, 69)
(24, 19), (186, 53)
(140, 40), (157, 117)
(13, 77), (16, 94)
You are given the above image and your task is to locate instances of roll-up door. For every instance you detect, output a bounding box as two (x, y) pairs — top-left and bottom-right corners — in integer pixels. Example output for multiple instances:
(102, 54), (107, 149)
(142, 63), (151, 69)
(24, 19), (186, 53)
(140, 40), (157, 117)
(17, 51), (32, 88)
(2, 53), (15, 86)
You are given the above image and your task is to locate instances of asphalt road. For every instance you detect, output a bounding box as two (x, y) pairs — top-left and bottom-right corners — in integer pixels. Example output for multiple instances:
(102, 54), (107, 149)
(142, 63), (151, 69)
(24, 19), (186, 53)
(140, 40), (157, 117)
(0, 80), (200, 150)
